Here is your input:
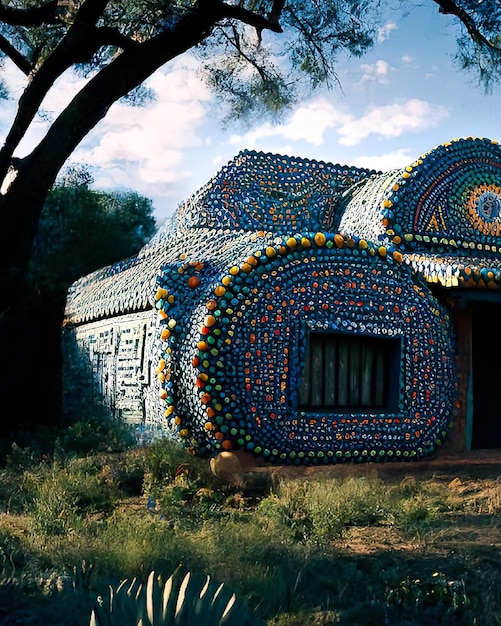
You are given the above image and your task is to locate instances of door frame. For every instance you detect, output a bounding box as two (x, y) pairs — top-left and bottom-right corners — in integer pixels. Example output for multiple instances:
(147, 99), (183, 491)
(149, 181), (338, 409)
(445, 288), (501, 452)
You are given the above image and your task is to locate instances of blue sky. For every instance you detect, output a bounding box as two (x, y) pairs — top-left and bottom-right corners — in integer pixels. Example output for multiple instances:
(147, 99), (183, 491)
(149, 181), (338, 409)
(1, 2), (501, 226)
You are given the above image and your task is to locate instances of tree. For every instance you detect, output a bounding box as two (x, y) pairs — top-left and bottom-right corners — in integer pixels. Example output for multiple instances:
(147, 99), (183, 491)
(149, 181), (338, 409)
(0, 175), (156, 435)
(0, 0), (500, 302)
(30, 172), (157, 302)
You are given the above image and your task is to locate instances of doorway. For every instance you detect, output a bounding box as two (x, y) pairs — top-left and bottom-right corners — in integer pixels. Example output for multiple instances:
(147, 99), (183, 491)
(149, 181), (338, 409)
(471, 301), (501, 448)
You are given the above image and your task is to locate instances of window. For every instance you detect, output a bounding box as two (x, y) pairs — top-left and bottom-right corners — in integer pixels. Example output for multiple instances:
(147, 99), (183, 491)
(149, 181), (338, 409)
(298, 332), (400, 412)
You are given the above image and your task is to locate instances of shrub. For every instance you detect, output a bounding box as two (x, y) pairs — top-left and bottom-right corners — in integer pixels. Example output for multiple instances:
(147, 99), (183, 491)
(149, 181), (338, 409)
(258, 476), (393, 544)
(24, 459), (115, 537)
(89, 567), (265, 626)
(55, 415), (135, 457)
(141, 438), (215, 495)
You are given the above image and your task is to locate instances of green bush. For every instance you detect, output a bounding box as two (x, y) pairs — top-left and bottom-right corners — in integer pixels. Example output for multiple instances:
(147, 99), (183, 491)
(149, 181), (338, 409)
(141, 438), (215, 495)
(56, 415), (135, 457)
(257, 476), (394, 544)
(385, 571), (471, 620)
(23, 459), (115, 537)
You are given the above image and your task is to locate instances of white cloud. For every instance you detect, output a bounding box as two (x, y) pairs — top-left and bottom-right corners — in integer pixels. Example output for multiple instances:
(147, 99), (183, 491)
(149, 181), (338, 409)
(377, 22), (398, 43)
(228, 122), (281, 147)
(359, 60), (394, 85)
(401, 54), (414, 65)
(284, 100), (351, 145)
(425, 65), (440, 80)
(229, 97), (351, 148)
(350, 148), (413, 171)
(1, 56), (212, 181)
(74, 59), (212, 198)
(337, 99), (449, 146)
(2, 59), (29, 97)
(0, 57), (215, 223)
(228, 96), (450, 154)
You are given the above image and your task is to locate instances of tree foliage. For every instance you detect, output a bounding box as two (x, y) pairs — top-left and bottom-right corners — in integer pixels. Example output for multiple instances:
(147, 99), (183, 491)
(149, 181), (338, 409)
(432, 0), (501, 92)
(0, 177), (156, 434)
(30, 174), (157, 298)
(0, 1), (498, 283)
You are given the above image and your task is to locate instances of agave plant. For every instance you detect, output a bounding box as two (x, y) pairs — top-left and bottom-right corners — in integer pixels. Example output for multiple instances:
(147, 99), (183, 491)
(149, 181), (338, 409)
(89, 566), (265, 626)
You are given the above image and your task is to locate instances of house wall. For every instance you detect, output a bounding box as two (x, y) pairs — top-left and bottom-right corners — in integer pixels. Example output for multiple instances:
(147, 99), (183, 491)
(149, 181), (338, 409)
(153, 234), (457, 464)
(63, 230), (458, 464)
(63, 139), (501, 464)
(62, 310), (168, 440)
(447, 306), (471, 452)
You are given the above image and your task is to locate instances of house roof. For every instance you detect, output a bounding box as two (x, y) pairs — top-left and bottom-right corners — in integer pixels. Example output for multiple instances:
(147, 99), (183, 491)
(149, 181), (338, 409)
(171, 149), (377, 233)
(63, 227), (267, 325)
(340, 136), (501, 251)
(64, 137), (501, 325)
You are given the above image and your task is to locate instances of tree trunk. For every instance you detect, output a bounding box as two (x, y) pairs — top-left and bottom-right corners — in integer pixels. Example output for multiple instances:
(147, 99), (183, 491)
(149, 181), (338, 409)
(0, 5), (221, 432)
(0, 5), (221, 284)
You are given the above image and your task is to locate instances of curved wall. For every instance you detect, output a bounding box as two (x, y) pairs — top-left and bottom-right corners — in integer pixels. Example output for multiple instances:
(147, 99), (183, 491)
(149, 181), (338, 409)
(64, 138), (501, 465)
(155, 233), (456, 465)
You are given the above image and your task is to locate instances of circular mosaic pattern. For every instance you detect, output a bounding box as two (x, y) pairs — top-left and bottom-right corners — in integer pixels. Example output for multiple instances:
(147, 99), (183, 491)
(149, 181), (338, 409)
(156, 233), (456, 465)
(467, 185), (501, 235)
(379, 137), (501, 250)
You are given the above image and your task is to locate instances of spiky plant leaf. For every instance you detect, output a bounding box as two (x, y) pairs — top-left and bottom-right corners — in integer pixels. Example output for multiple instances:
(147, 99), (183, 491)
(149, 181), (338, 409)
(161, 570), (179, 623)
(89, 567), (265, 626)
(174, 571), (191, 622)
(146, 571), (158, 624)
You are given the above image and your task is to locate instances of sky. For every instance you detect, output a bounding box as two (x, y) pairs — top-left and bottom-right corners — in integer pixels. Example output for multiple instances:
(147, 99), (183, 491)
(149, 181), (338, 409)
(1, 2), (501, 227)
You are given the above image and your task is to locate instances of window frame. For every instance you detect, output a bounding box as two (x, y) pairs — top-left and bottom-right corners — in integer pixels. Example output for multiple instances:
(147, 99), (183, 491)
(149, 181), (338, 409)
(298, 330), (401, 413)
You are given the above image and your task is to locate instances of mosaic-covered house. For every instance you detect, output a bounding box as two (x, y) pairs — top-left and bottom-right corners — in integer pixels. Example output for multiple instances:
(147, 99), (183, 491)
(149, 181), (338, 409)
(63, 136), (501, 465)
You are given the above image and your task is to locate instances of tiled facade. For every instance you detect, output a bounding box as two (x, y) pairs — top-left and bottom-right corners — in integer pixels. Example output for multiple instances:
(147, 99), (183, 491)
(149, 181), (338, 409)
(63, 137), (501, 464)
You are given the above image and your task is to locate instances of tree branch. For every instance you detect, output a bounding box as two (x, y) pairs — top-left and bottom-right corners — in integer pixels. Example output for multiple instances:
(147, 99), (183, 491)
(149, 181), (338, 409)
(1, 0), (285, 208)
(89, 26), (139, 55)
(433, 0), (501, 52)
(223, 3), (283, 33)
(71, 0), (111, 27)
(0, 2), (120, 182)
(223, 23), (268, 81)
(197, 0), (283, 34)
(268, 0), (285, 29)
(0, 32), (32, 75)
(11, 3), (220, 194)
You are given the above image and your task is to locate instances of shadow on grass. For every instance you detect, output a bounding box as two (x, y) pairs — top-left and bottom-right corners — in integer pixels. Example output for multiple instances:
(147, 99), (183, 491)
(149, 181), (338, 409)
(0, 545), (497, 626)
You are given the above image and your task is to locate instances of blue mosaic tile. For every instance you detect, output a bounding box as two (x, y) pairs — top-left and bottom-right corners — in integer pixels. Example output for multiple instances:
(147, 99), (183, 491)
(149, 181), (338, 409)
(64, 138), (501, 464)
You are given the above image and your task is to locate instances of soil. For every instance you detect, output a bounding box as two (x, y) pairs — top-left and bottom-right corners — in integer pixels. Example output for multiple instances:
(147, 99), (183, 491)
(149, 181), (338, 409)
(238, 448), (501, 476)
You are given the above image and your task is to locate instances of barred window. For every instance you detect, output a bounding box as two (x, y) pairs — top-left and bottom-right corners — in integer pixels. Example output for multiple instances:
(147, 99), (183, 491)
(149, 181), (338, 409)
(298, 332), (400, 412)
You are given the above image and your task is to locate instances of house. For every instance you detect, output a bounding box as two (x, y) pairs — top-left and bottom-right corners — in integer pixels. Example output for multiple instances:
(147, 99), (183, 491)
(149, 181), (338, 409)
(62, 136), (501, 465)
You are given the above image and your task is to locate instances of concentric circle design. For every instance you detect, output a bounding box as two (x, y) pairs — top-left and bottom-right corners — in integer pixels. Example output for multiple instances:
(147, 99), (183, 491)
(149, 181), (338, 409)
(157, 233), (456, 465)
(467, 185), (501, 235)
(378, 138), (501, 249)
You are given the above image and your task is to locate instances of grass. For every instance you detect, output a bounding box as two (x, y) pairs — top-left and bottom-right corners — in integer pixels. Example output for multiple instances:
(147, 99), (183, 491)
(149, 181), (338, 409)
(0, 418), (501, 625)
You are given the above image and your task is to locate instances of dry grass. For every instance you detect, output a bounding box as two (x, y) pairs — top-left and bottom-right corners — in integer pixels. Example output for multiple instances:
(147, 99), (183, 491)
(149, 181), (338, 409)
(1, 435), (501, 625)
